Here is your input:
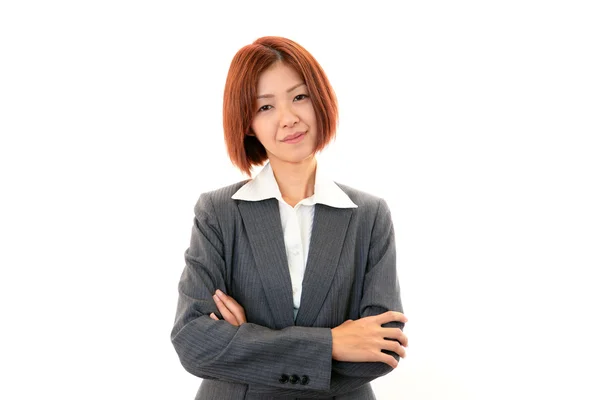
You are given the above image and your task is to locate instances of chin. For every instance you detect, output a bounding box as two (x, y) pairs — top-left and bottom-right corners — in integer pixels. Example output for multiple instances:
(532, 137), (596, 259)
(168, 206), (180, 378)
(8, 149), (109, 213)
(268, 145), (317, 165)
(271, 154), (314, 166)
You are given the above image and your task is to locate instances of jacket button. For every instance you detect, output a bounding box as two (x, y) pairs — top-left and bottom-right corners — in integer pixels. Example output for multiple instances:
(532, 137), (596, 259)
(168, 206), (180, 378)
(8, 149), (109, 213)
(279, 374), (289, 384)
(300, 375), (310, 385)
(289, 374), (299, 384)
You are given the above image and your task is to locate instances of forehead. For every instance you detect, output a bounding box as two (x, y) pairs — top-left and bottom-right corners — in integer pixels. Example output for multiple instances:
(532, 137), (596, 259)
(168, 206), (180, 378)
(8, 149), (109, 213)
(256, 62), (304, 94)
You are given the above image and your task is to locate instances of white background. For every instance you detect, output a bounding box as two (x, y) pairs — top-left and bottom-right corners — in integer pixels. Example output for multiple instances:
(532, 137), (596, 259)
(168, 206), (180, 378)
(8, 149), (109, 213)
(1, 1), (599, 399)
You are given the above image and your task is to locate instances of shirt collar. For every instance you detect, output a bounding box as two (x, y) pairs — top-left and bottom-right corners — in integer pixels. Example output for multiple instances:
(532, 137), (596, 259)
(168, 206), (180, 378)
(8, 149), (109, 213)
(231, 161), (357, 209)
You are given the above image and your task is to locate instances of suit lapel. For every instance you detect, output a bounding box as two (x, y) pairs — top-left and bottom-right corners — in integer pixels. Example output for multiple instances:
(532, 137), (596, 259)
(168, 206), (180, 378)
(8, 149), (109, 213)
(237, 199), (295, 328)
(295, 204), (353, 327)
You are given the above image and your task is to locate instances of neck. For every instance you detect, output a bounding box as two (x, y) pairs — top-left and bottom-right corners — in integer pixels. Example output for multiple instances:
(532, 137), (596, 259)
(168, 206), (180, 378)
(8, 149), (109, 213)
(269, 157), (317, 207)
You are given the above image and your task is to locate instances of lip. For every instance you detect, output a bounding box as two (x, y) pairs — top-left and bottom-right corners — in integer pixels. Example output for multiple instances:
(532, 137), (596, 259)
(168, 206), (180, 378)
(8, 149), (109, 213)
(282, 132), (306, 143)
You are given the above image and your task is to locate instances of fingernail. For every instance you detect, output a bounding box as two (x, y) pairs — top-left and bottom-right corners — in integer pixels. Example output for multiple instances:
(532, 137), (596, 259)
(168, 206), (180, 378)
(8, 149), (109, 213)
(216, 289), (223, 297)
(213, 294), (220, 301)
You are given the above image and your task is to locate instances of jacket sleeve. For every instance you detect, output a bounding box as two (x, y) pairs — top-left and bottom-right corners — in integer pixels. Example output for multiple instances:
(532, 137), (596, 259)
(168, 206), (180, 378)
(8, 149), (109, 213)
(171, 193), (334, 391)
(245, 198), (405, 398)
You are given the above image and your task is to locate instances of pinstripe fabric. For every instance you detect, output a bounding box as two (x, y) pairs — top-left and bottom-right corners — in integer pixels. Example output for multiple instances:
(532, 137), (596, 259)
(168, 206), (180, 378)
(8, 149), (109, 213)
(171, 180), (403, 399)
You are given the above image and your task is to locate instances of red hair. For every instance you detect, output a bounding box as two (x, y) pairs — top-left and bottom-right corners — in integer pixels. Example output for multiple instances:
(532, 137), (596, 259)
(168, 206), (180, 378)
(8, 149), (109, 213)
(223, 36), (338, 176)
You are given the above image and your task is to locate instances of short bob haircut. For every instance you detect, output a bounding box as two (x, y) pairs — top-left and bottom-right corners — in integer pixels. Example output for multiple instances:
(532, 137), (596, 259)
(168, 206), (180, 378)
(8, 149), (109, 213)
(223, 36), (338, 177)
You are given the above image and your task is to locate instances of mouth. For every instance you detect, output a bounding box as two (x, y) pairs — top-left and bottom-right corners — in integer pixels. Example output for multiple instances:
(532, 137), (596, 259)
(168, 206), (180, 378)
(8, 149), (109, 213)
(282, 132), (306, 143)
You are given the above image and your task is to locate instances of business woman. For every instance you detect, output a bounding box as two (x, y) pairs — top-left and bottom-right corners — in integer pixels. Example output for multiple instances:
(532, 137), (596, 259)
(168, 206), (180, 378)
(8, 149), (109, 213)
(171, 36), (408, 400)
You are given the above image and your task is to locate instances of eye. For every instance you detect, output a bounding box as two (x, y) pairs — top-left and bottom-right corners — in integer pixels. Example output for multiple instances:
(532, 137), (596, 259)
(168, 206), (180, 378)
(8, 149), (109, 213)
(257, 105), (273, 112)
(294, 94), (309, 101)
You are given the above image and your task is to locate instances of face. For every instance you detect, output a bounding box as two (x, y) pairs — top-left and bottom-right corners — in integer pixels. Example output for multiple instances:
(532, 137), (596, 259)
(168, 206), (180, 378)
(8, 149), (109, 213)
(250, 62), (318, 167)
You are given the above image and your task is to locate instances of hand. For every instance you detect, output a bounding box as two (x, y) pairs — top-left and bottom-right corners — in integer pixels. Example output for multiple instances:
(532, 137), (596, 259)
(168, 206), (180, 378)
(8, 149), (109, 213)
(210, 289), (247, 326)
(331, 311), (408, 368)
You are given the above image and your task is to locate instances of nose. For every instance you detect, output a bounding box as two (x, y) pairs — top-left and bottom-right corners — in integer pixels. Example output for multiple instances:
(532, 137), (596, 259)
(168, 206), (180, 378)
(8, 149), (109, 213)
(278, 104), (299, 128)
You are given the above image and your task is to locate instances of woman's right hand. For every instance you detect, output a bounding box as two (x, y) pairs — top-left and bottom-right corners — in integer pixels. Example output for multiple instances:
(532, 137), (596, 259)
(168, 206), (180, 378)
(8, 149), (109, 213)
(331, 311), (408, 368)
(209, 289), (247, 326)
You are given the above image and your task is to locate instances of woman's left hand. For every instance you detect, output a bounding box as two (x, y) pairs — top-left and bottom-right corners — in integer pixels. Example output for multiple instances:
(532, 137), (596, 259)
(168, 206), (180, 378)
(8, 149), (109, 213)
(210, 289), (247, 326)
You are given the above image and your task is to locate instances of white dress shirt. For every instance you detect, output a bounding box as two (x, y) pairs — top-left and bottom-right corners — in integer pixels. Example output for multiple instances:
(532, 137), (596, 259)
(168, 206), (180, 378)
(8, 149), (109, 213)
(232, 161), (357, 319)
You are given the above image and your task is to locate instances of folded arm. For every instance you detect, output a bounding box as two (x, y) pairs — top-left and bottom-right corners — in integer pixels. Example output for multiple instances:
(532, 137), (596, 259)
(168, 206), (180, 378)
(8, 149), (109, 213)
(217, 198), (408, 397)
(171, 194), (406, 396)
(171, 193), (333, 390)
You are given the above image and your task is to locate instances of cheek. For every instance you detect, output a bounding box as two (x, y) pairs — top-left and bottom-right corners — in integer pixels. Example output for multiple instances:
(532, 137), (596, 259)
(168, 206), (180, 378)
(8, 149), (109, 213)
(251, 120), (269, 145)
(250, 117), (262, 134)
(302, 104), (317, 124)
(251, 118), (274, 141)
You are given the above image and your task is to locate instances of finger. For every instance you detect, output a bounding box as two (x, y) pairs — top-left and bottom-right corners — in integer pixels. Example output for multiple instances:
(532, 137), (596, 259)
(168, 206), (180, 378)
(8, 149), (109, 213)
(215, 297), (238, 325)
(381, 340), (406, 358)
(213, 294), (239, 326)
(376, 311), (408, 325)
(382, 327), (408, 347)
(209, 312), (219, 321)
(216, 289), (246, 324)
(376, 351), (399, 369)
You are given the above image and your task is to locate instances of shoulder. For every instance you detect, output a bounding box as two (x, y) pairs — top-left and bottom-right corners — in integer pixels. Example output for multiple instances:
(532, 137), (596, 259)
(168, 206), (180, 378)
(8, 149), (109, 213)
(334, 182), (392, 218)
(334, 183), (396, 239)
(193, 180), (249, 216)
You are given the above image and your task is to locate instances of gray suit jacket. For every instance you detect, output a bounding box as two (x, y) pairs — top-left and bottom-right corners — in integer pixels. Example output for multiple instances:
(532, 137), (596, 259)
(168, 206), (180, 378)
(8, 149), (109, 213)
(171, 180), (404, 399)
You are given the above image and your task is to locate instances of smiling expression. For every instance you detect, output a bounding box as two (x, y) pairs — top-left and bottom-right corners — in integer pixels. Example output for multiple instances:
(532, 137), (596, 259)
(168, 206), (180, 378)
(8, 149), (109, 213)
(250, 62), (318, 167)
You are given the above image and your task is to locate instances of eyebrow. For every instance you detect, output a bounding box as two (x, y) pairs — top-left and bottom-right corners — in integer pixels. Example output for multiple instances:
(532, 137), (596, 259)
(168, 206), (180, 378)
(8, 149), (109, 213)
(256, 82), (306, 99)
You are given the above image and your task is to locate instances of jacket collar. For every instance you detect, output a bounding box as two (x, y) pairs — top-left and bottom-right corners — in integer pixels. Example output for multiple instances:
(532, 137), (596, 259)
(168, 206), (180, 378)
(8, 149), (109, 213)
(232, 161), (357, 209)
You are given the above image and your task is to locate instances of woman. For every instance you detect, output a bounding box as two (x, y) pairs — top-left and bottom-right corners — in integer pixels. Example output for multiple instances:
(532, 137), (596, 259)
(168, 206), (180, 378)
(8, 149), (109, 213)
(171, 36), (408, 400)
